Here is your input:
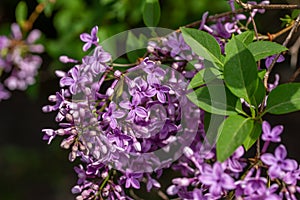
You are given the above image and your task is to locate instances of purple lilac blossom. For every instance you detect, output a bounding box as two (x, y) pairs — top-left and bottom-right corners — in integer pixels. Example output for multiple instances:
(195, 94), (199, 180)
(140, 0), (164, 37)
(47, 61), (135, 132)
(261, 145), (298, 179)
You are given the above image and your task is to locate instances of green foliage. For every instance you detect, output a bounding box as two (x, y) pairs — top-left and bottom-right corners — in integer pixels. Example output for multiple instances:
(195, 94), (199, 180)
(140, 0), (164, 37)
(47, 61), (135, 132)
(15, 1), (27, 28)
(224, 37), (258, 104)
(216, 115), (254, 162)
(143, 0), (161, 27)
(188, 83), (238, 116)
(126, 31), (148, 63)
(265, 83), (300, 115)
(247, 41), (288, 61)
(181, 27), (223, 68)
(243, 121), (262, 151)
(182, 28), (300, 161)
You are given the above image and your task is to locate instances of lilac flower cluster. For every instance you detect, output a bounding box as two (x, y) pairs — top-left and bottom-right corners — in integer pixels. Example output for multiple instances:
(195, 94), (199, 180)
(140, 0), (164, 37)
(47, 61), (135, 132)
(0, 23), (44, 100)
(42, 1), (300, 199)
(166, 120), (300, 200)
(42, 26), (202, 199)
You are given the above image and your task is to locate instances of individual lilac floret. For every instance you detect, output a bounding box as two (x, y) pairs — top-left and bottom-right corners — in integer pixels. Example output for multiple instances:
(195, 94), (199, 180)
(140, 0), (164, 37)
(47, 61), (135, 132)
(226, 146), (246, 173)
(265, 54), (285, 68)
(102, 102), (125, 129)
(261, 121), (283, 143)
(261, 145), (298, 179)
(199, 162), (236, 198)
(80, 26), (99, 51)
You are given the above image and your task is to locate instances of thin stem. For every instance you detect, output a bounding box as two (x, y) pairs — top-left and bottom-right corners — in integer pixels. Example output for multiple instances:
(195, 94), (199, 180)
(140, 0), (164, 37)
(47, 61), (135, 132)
(289, 66), (300, 82)
(236, 0), (300, 10)
(157, 190), (169, 200)
(23, 0), (55, 32)
(264, 14), (300, 89)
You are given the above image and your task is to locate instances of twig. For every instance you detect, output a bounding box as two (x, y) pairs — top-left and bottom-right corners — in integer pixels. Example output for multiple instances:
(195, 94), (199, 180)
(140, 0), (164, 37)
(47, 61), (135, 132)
(264, 14), (300, 89)
(158, 190), (169, 200)
(289, 66), (300, 82)
(235, 0), (300, 10)
(289, 34), (300, 68)
(23, 0), (54, 32)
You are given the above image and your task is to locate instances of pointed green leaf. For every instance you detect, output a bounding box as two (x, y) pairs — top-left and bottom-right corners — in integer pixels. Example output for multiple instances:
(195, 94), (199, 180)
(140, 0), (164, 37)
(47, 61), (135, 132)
(235, 31), (254, 45)
(16, 1), (28, 27)
(180, 27), (222, 67)
(143, 0), (161, 27)
(247, 41), (288, 61)
(187, 83), (238, 116)
(251, 79), (266, 107)
(188, 67), (222, 89)
(243, 121), (262, 150)
(217, 115), (254, 162)
(224, 37), (258, 103)
(204, 112), (225, 145)
(265, 83), (300, 114)
(126, 31), (147, 63)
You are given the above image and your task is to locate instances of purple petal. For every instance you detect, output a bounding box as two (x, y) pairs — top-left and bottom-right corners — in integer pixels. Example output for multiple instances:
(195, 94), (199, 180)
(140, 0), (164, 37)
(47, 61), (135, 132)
(199, 174), (216, 185)
(268, 165), (282, 179)
(83, 42), (92, 52)
(261, 153), (276, 165)
(271, 125), (283, 137)
(27, 29), (41, 43)
(112, 110), (125, 119)
(130, 178), (140, 189)
(275, 145), (287, 160)
(60, 77), (74, 87)
(110, 118), (118, 129)
(157, 92), (166, 103)
(119, 101), (131, 110)
(99, 52), (111, 63)
(209, 183), (222, 197)
(80, 33), (91, 42)
(282, 159), (298, 171)
(135, 106), (148, 118)
(221, 174), (235, 190)
(11, 23), (22, 40)
(262, 121), (271, 135)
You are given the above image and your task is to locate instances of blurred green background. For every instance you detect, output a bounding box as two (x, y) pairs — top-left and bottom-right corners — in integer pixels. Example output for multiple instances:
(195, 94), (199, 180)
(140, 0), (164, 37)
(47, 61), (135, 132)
(0, 0), (300, 199)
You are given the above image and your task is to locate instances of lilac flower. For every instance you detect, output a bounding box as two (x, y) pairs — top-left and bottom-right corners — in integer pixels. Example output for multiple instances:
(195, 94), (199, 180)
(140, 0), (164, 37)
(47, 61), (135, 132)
(42, 129), (56, 144)
(165, 32), (191, 57)
(83, 46), (111, 75)
(80, 26), (99, 51)
(119, 99), (148, 121)
(261, 121), (283, 143)
(147, 83), (170, 103)
(199, 162), (235, 198)
(102, 102), (125, 129)
(261, 145), (298, 179)
(226, 146), (246, 173)
(265, 55), (285, 68)
(60, 65), (88, 94)
(146, 174), (161, 192)
(123, 170), (143, 189)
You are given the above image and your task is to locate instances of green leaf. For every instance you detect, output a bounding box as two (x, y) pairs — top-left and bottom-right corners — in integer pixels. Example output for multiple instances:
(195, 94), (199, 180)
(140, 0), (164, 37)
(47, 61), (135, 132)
(243, 121), (262, 151)
(187, 83), (238, 116)
(217, 115), (254, 162)
(143, 0), (161, 27)
(258, 69), (266, 80)
(251, 79), (266, 108)
(204, 112), (225, 145)
(265, 83), (300, 114)
(180, 27), (222, 67)
(224, 37), (258, 103)
(235, 31), (254, 45)
(247, 41), (288, 61)
(188, 67), (222, 89)
(126, 31), (147, 63)
(15, 1), (28, 27)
